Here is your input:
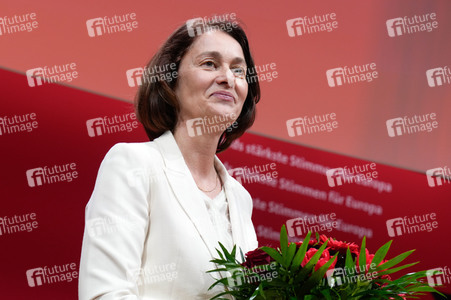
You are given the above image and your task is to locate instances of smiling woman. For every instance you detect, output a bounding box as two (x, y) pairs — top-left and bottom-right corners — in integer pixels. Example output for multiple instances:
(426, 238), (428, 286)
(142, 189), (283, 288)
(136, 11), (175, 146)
(79, 18), (261, 300)
(135, 21), (260, 151)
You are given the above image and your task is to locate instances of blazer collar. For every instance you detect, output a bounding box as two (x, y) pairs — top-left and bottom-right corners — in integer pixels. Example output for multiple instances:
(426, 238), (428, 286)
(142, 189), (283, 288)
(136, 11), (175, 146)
(154, 131), (247, 257)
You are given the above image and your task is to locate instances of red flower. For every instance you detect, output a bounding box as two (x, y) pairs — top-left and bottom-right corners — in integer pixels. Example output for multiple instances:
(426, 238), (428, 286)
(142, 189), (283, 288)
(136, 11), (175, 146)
(319, 235), (359, 255)
(301, 248), (337, 272)
(241, 248), (273, 269)
(302, 235), (359, 255)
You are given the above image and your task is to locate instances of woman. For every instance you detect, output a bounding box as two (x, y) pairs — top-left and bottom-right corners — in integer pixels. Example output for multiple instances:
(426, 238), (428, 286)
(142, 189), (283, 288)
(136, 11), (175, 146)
(79, 18), (261, 299)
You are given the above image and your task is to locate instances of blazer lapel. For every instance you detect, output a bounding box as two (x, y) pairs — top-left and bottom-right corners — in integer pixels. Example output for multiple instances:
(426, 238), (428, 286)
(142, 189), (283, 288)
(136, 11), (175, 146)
(154, 131), (219, 258)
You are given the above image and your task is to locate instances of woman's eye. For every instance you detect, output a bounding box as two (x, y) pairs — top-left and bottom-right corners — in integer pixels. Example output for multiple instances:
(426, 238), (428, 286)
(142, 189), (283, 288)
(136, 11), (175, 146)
(201, 60), (216, 68)
(232, 66), (246, 77)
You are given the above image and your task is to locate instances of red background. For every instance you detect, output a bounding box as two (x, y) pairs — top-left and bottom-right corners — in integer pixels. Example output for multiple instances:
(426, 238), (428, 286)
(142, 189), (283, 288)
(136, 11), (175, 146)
(1, 0), (450, 299)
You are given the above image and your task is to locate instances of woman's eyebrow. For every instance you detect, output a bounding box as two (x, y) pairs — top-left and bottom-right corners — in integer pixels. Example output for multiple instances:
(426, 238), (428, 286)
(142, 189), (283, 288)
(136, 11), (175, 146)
(196, 51), (246, 65)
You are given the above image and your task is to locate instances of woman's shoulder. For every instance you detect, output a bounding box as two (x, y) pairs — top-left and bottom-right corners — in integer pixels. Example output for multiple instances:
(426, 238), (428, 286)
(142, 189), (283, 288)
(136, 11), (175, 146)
(102, 141), (163, 166)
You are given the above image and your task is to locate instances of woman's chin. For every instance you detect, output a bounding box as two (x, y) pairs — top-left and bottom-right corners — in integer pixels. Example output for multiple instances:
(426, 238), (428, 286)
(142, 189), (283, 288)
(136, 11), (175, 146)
(207, 103), (240, 118)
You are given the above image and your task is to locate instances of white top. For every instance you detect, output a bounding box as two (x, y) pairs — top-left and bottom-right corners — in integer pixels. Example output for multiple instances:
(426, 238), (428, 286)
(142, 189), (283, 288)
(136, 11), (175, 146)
(200, 187), (234, 252)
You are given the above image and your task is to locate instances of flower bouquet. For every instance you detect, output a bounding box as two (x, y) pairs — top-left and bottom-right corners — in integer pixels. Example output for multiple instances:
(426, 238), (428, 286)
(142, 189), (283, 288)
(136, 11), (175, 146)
(207, 225), (444, 299)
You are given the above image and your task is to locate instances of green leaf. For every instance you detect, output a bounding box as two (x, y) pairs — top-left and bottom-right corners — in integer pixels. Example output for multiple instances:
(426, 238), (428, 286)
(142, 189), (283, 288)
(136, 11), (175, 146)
(298, 253), (338, 295)
(284, 242), (297, 268)
(369, 240), (392, 271)
(345, 247), (354, 271)
(240, 248), (245, 263)
(291, 231), (311, 271)
(375, 262), (418, 276)
(358, 236), (366, 273)
(261, 246), (283, 265)
(280, 225), (288, 261)
(249, 282), (266, 300)
(295, 239), (329, 282)
(319, 289), (332, 300)
(218, 242), (236, 262)
(376, 249), (415, 271)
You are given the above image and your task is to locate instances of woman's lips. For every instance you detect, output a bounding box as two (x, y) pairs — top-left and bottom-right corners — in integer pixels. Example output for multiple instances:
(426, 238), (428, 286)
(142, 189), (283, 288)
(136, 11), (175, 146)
(211, 91), (235, 102)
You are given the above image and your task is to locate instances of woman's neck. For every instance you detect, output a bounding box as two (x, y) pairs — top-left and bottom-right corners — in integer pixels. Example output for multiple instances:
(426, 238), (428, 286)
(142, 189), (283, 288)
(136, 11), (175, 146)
(172, 123), (222, 178)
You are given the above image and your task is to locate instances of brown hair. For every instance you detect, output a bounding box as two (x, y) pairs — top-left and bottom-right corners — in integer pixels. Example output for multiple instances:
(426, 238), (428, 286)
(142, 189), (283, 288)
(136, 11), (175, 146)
(135, 18), (261, 152)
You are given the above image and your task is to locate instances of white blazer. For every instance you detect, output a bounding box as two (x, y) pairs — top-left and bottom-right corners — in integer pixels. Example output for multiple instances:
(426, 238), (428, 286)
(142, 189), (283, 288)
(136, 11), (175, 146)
(79, 131), (258, 300)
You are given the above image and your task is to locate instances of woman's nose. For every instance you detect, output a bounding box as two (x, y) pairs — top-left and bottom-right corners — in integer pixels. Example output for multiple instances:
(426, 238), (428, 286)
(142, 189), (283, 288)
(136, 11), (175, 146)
(215, 67), (235, 88)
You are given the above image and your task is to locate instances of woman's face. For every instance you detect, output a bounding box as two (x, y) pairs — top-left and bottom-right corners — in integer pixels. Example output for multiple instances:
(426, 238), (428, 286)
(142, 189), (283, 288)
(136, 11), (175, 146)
(174, 30), (248, 126)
